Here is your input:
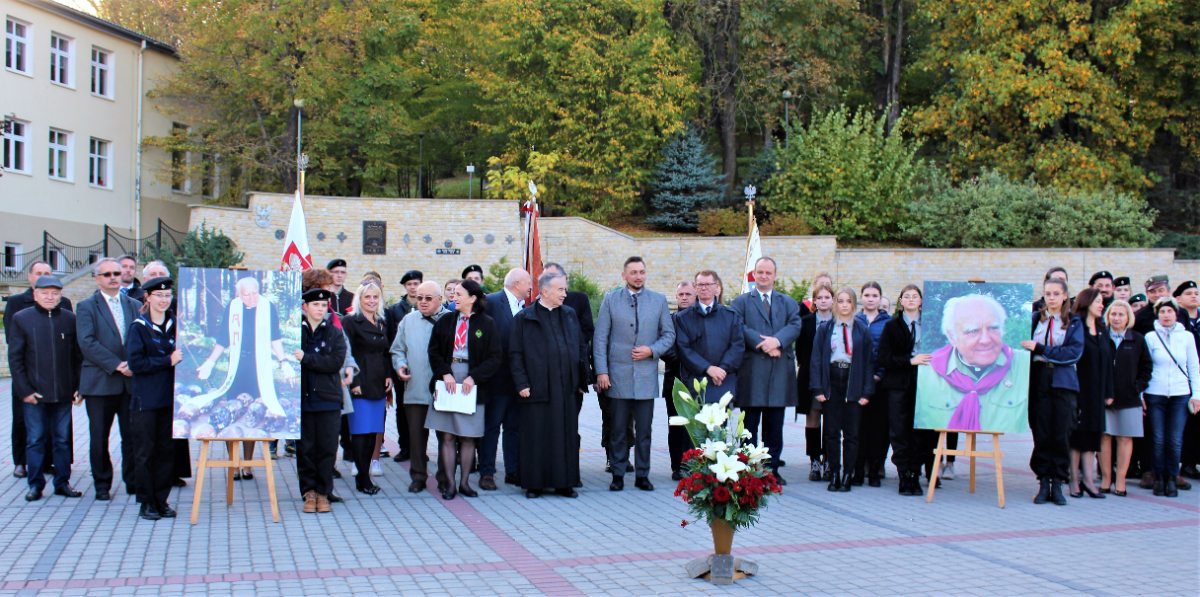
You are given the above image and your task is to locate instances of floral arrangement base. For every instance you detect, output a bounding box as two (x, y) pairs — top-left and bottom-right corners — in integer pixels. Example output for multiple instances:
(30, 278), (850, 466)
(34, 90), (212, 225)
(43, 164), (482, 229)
(685, 554), (758, 585)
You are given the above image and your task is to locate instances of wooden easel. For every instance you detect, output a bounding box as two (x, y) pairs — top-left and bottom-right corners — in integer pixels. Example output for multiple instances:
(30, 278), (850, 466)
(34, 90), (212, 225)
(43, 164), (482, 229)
(926, 429), (1006, 508)
(191, 438), (280, 524)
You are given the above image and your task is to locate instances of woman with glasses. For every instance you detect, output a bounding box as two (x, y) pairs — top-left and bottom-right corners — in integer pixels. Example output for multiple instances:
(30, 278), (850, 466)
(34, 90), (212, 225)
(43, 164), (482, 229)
(126, 277), (182, 521)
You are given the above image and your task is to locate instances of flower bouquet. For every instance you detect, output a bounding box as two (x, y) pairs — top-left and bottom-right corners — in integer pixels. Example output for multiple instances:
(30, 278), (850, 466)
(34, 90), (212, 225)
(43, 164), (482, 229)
(669, 378), (782, 574)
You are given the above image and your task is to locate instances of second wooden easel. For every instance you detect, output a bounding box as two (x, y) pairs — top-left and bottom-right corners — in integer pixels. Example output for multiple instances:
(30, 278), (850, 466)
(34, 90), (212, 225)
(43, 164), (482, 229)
(926, 429), (1006, 508)
(190, 438), (280, 524)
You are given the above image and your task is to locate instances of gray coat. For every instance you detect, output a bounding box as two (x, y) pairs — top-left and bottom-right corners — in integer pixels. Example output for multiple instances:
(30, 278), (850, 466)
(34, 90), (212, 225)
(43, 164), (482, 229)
(76, 290), (142, 396)
(593, 288), (675, 400)
(730, 288), (802, 408)
(389, 307), (448, 406)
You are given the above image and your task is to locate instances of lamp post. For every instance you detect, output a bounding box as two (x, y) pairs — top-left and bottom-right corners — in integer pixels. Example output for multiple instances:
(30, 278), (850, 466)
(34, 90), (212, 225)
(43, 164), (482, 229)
(294, 98), (305, 190)
(782, 90), (792, 149)
(467, 164), (475, 199)
(417, 133), (425, 199)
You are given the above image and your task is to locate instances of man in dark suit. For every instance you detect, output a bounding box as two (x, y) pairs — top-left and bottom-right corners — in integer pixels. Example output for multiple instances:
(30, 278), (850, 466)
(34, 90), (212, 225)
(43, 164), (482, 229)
(675, 271), (745, 404)
(76, 257), (142, 501)
(478, 268), (532, 490)
(116, 254), (142, 299)
(662, 281), (696, 480)
(4, 260), (73, 479)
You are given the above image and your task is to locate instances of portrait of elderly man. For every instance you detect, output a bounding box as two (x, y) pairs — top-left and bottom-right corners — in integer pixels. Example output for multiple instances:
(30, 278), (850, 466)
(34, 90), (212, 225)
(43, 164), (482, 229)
(915, 293), (1030, 434)
(191, 276), (295, 416)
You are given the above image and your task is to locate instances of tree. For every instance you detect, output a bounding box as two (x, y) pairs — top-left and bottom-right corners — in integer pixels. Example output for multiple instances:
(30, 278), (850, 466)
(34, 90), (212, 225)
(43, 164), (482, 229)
(87, 0), (188, 45)
(644, 128), (726, 230)
(141, 221), (245, 279)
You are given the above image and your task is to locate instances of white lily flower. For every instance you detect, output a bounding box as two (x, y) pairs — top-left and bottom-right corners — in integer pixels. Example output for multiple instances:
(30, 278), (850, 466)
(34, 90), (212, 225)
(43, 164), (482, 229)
(710, 450), (747, 483)
(700, 439), (728, 460)
(667, 416), (690, 426)
(717, 392), (734, 409)
(677, 390), (694, 403)
(739, 428), (753, 440)
(744, 443), (771, 464)
(694, 403), (728, 431)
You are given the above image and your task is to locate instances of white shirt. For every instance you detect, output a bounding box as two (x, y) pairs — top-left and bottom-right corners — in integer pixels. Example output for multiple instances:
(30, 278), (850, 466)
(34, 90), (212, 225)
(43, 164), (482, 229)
(757, 289), (774, 305)
(698, 300), (715, 314)
(102, 291), (126, 342)
(503, 288), (524, 316)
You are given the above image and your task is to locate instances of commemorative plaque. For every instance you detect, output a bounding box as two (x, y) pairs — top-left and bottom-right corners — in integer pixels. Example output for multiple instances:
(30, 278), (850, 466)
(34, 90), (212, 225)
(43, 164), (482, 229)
(363, 221), (386, 255)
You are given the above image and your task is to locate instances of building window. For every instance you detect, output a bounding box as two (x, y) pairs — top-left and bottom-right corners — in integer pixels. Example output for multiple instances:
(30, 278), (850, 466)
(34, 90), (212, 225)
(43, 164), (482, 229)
(201, 153), (218, 198)
(3, 243), (22, 270)
(89, 138), (110, 188)
(91, 47), (111, 98)
(5, 17), (30, 75)
(48, 128), (71, 181)
(47, 248), (64, 272)
(50, 33), (71, 86)
(171, 122), (190, 192)
(2, 119), (29, 174)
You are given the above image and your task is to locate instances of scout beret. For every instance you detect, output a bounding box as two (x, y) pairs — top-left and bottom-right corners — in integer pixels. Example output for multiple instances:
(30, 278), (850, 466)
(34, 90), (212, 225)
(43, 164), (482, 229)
(141, 277), (174, 294)
(303, 288), (333, 303)
(326, 259), (347, 270)
(400, 270), (424, 285)
(1174, 281), (1197, 297)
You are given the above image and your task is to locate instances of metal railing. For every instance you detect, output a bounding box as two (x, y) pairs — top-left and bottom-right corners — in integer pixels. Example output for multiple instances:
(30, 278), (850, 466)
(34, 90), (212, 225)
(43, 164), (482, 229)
(1, 219), (184, 283)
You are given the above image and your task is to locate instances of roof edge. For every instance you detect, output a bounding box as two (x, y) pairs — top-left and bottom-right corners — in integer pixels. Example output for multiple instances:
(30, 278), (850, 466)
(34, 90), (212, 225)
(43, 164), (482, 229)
(19, 0), (178, 57)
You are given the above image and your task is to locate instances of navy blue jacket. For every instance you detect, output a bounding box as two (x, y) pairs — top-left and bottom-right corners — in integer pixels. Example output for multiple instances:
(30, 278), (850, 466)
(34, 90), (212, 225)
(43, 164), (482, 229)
(674, 303), (745, 403)
(127, 313), (177, 410)
(1029, 312), (1084, 392)
(809, 317), (876, 402)
(855, 309), (891, 380)
(483, 290), (520, 398)
(8, 303), (83, 403)
(301, 316), (348, 412)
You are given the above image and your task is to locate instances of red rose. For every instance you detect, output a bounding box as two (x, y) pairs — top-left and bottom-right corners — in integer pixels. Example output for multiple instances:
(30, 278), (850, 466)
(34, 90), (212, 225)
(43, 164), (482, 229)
(713, 486), (731, 502)
(737, 453), (749, 463)
(706, 474), (717, 484)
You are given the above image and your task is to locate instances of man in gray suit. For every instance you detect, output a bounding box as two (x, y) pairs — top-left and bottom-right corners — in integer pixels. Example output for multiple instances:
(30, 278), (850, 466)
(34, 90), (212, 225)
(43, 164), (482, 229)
(731, 256), (802, 485)
(594, 256), (675, 491)
(77, 257), (142, 501)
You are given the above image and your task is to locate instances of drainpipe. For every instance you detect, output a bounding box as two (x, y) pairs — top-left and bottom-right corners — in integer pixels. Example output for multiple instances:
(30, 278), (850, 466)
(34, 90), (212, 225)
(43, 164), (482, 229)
(134, 40), (146, 243)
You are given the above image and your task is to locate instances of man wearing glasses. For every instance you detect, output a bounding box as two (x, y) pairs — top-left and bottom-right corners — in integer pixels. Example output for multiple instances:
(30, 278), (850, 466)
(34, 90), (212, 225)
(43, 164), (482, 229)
(390, 281), (452, 493)
(76, 257), (142, 500)
(673, 271), (745, 404)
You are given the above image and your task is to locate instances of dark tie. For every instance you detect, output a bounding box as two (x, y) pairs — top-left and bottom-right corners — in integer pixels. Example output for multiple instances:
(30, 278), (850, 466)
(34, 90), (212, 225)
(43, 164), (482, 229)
(631, 293), (640, 336)
(910, 321), (916, 338)
(762, 293), (771, 317)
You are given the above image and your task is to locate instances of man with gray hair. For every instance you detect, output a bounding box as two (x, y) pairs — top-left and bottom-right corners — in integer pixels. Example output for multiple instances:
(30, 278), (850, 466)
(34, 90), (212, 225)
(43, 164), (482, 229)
(915, 293), (1029, 434)
(478, 268), (533, 490)
(391, 280), (451, 493)
(509, 271), (590, 497)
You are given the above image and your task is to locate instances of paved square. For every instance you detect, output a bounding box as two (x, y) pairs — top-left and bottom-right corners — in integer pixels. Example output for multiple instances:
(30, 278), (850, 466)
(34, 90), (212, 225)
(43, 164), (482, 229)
(1, 378), (1196, 596)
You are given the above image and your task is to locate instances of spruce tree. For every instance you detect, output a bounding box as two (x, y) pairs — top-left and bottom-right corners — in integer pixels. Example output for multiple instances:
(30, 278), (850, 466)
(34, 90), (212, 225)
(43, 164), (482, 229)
(645, 128), (726, 230)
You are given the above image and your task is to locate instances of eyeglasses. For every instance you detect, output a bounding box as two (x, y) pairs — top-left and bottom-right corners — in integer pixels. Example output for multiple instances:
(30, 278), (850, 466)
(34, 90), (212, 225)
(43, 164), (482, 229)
(96, 271), (121, 278)
(694, 283), (718, 288)
(149, 292), (174, 300)
(416, 295), (439, 302)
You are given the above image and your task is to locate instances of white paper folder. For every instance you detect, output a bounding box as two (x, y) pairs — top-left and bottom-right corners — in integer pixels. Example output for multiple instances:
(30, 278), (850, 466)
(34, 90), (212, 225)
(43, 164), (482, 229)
(434, 381), (478, 415)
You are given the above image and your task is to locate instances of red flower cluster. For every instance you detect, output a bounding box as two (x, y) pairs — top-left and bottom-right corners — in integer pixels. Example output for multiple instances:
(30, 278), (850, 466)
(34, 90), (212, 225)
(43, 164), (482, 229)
(682, 449), (704, 463)
(712, 486), (731, 503)
(674, 472), (708, 500)
(737, 453), (749, 463)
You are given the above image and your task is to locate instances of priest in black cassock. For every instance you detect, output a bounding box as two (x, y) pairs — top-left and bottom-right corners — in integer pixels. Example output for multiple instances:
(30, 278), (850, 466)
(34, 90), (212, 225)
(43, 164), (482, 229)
(509, 272), (590, 498)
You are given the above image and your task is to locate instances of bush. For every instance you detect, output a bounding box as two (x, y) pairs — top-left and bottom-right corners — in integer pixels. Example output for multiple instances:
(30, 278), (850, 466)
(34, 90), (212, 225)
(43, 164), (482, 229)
(141, 220), (245, 279)
(766, 105), (924, 240)
(776, 277), (812, 307)
(644, 128), (726, 230)
(1155, 231), (1200, 260)
(698, 207), (750, 236)
(567, 270), (605, 319)
(906, 169), (1160, 249)
(760, 213), (812, 236)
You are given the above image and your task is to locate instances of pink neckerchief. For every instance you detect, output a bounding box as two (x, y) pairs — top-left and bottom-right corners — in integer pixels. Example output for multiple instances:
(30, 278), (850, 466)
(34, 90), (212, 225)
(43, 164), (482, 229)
(931, 344), (1015, 431)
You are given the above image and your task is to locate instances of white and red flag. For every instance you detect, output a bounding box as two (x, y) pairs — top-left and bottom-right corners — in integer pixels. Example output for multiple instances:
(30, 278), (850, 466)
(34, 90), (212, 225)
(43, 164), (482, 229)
(280, 190), (313, 272)
(521, 181), (544, 302)
(742, 216), (762, 294)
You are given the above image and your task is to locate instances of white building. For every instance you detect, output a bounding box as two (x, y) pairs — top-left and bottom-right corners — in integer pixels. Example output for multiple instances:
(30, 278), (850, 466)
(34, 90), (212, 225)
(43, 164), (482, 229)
(1, 0), (193, 280)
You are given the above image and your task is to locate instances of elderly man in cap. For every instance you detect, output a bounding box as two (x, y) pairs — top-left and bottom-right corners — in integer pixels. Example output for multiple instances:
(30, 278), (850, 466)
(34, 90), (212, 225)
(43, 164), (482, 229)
(4, 260), (74, 479)
(1090, 271), (1115, 306)
(8, 276), (84, 501)
(1175, 280), (1200, 480)
(1134, 275), (1173, 334)
(1113, 277), (1133, 303)
(391, 281), (452, 492)
(326, 259), (355, 315)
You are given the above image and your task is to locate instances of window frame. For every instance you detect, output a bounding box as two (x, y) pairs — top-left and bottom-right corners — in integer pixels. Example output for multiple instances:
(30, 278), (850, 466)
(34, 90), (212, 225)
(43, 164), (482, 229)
(5, 16), (32, 77)
(47, 127), (73, 182)
(49, 31), (72, 88)
(90, 46), (113, 99)
(89, 137), (111, 189)
(2, 118), (31, 175)
(3, 243), (23, 271)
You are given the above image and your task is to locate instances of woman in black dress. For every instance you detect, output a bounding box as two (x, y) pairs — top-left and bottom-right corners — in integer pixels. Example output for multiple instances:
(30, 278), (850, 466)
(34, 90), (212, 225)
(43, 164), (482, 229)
(1067, 288), (1112, 499)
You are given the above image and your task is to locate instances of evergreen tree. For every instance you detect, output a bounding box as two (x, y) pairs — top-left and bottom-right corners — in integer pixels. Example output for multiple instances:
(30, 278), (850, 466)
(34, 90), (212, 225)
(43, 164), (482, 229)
(645, 128), (726, 230)
(141, 221), (245, 279)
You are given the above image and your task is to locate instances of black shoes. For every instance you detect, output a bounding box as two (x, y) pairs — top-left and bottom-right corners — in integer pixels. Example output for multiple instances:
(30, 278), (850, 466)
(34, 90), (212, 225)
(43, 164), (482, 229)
(1080, 484), (1106, 499)
(526, 489), (542, 499)
(671, 470), (683, 481)
(850, 468), (864, 487)
(140, 503), (161, 520)
(867, 475), (881, 488)
(898, 472), (921, 496)
(332, 469), (342, 479)
(13, 465), (27, 478)
(1153, 476), (1165, 496)
(839, 472), (853, 492)
(827, 467), (842, 492)
(634, 477), (654, 491)
(774, 473), (787, 486)
(327, 494), (344, 503)
(95, 490), (112, 501)
(1181, 464), (1200, 480)
(1050, 479), (1067, 505)
(408, 481), (426, 493)
(458, 485), (479, 498)
(1165, 477), (1179, 498)
(555, 488), (579, 498)
(809, 461), (822, 482)
(777, 460), (786, 467)
(158, 503), (178, 518)
(504, 473), (520, 485)
(54, 487), (83, 498)
(25, 488), (43, 502)
(1034, 477), (1050, 504)
(609, 476), (624, 491)
(357, 485), (381, 495)
(393, 450), (410, 463)
(172, 478), (187, 487)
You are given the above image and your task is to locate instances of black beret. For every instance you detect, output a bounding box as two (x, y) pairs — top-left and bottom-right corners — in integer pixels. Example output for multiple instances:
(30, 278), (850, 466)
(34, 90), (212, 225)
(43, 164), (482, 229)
(303, 288), (333, 303)
(1089, 271), (1113, 286)
(1113, 276), (1131, 288)
(400, 270), (424, 285)
(34, 275), (63, 289)
(1175, 281), (1197, 297)
(141, 277), (173, 294)
(461, 264), (483, 278)
(326, 259), (347, 270)
(1130, 294), (1148, 304)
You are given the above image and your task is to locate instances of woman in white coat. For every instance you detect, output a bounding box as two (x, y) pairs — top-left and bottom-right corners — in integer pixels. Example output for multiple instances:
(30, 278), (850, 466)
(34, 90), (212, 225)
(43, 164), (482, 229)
(1142, 298), (1200, 498)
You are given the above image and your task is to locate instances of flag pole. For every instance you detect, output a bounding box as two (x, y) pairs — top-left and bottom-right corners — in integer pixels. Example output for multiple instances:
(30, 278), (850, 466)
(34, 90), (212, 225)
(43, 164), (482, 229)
(743, 185), (757, 296)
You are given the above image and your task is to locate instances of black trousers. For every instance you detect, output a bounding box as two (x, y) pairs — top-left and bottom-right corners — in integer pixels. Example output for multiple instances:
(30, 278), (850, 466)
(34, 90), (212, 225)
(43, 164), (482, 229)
(663, 395), (691, 472)
(743, 407), (785, 472)
(299, 410), (341, 496)
(339, 414), (352, 459)
(823, 368), (861, 472)
(1181, 409), (1200, 470)
(395, 396), (410, 455)
(609, 398), (653, 478)
(887, 383), (922, 473)
(599, 390), (634, 463)
(1028, 364), (1077, 480)
(173, 439), (192, 479)
(131, 406), (174, 506)
(85, 393), (134, 492)
(856, 388), (890, 475)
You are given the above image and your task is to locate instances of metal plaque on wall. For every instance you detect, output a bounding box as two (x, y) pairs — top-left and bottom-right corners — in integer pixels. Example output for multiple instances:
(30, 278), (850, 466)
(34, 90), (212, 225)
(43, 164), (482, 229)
(363, 221), (387, 255)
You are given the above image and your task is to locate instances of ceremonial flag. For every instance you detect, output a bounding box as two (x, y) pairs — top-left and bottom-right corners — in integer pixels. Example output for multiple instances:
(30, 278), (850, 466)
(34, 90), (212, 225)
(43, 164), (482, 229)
(521, 197), (543, 301)
(280, 190), (313, 272)
(742, 215), (762, 294)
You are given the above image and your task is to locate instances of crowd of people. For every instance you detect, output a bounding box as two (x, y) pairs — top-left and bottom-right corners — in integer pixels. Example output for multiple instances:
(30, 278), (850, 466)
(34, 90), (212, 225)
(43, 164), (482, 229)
(5, 253), (1199, 519)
